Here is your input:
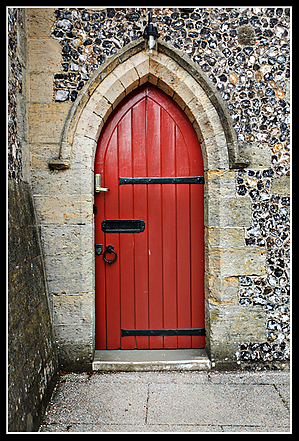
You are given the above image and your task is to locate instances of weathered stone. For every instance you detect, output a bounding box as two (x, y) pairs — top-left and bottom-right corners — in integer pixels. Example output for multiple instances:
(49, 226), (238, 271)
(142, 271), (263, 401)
(112, 58), (139, 94)
(237, 25), (256, 46)
(53, 294), (93, 325)
(40, 224), (93, 256)
(70, 134), (97, 169)
(205, 196), (252, 228)
(26, 8), (56, 38)
(53, 323), (93, 371)
(205, 301), (267, 365)
(33, 194), (93, 225)
(28, 39), (61, 73)
(31, 167), (93, 197)
(74, 107), (104, 141)
(205, 227), (246, 250)
(206, 247), (266, 277)
(9, 7), (290, 383)
(205, 274), (239, 305)
(204, 170), (236, 198)
(89, 91), (113, 122)
(44, 252), (94, 295)
(8, 181), (58, 432)
(271, 175), (290, 195)
(157, 57), (188, 96)
(29, 72), (55, 103)
(28, 103), (70, 143)
(238, 143), (272, 168)
(208, 303), (267, 343)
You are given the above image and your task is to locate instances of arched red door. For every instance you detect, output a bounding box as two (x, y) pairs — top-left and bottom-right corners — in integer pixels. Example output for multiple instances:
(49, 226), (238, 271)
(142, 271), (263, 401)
(94, 83), (204, 350)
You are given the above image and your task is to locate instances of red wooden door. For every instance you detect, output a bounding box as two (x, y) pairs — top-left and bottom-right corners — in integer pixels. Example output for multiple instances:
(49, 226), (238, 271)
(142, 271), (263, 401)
(94, 84), (204, 350)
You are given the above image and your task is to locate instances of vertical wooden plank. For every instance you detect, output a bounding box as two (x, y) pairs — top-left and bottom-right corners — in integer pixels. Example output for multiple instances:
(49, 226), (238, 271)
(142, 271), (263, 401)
(190, 182), (205, 348)
(132, 98), (149, 349)
(118, 110), (136, 349)
(188, 130), (205, 348)
(175, 126), (191, 348)
(94, 190), (106, 349)
(104, 129), (121, 349)
(147, 97), (163, 349)
(189, 132), (205, 348)
(95, 84), (205, 352)
(95, 130), (109, 349)
(161, 109), (177, 349)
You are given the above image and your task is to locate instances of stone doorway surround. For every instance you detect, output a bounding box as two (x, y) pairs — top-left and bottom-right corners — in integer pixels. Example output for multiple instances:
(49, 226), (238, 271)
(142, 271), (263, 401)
(35, 39), (266, 370)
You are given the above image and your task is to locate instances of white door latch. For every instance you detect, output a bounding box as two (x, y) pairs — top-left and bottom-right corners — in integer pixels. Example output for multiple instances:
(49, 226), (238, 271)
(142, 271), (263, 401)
(95, 174), (109, 193)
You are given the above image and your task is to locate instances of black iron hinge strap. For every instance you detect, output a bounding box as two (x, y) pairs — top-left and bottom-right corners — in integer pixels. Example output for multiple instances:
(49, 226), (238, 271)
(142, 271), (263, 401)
(119, 176), (204, 185)
(121, 328), (205, 337)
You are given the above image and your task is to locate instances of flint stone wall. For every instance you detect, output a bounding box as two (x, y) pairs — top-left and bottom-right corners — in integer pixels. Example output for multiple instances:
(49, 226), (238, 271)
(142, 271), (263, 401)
(8, 8), (58, 431)
(23, 7), (290, 370)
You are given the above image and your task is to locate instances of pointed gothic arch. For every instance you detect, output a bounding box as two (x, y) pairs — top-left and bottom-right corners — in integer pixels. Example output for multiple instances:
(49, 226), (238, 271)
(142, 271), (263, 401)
(46, 38), (265, 369)
(48, 39), (249, 172)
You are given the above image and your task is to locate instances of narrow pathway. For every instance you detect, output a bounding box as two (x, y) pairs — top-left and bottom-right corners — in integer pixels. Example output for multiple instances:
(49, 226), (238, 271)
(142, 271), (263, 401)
(39, 370), (290, 433)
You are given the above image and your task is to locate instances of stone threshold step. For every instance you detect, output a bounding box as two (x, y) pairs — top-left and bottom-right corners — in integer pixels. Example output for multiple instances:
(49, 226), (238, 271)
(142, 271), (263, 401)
(92, 349), (211, 372)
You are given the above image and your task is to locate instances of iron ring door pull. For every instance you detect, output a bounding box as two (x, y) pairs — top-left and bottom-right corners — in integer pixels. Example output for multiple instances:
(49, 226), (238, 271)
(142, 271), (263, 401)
(102, 245), (117, 264)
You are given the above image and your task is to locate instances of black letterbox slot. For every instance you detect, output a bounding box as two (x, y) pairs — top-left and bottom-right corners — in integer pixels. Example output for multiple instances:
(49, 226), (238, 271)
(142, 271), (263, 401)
(101, 219), (145, 233)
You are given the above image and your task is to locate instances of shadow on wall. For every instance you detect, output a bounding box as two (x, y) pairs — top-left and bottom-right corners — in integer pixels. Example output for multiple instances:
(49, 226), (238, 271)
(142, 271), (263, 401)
(8, 180), (58, 432)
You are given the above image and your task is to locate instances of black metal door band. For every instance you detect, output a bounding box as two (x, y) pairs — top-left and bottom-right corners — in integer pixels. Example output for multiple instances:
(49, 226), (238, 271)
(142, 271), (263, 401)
(121, 328), (205, 337)
(119, 176), (204, 185)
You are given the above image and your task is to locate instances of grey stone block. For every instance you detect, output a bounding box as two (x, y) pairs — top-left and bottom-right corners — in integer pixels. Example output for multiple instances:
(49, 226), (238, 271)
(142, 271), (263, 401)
(205, 302), (267, 363)
(271, 175), (290, 195)
(205, 247), (266, 277)
(205, 197), (252, 228)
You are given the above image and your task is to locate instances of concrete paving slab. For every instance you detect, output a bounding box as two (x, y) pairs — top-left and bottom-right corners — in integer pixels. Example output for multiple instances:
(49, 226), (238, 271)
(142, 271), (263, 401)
(221, 426), (290, 433)
(39, 371), (291, 433)
(209, 370), (290, 384)
(147, 382), (289, 427)
(39, 422), (290, 433)
(65, 423), (223, 432)
(274, 384), (290, 410)
(43, 375), (147, 426)
(39, 424), (68, 432)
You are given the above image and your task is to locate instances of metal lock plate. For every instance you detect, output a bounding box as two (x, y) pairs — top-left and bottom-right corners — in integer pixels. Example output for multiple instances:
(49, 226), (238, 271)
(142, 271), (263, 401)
(95, 244), (103, 255)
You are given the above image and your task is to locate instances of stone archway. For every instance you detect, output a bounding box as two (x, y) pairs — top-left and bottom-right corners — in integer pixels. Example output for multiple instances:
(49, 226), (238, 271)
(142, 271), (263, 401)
(47, 39), (266, 370)
(49, 39), (249, 172)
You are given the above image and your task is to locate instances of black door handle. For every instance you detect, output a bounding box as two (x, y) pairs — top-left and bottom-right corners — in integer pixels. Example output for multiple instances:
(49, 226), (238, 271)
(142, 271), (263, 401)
(102, 245), (117, 264)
